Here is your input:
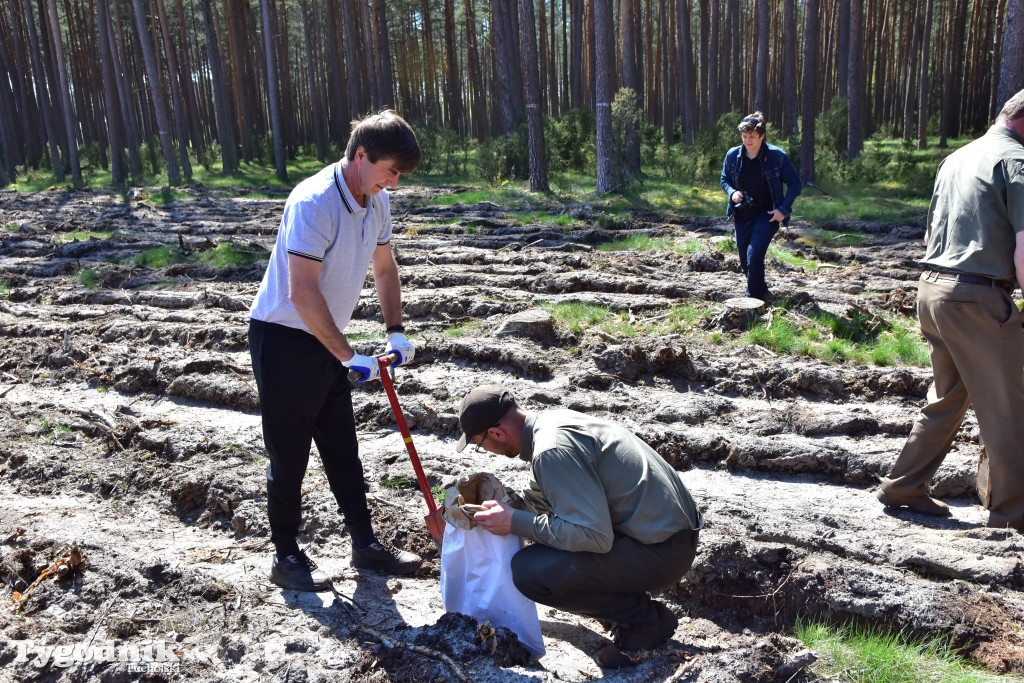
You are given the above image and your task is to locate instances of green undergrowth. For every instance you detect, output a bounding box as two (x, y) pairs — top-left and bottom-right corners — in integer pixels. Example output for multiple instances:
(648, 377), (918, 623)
(531, 297), (927, 368)
(121, 241), (265, 271)
(744, 304), (929, 366)
(795, 620), (999, 682)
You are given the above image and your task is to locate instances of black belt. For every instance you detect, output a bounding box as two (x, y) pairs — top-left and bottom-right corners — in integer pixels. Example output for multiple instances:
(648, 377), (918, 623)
(923, 270), (1013, 291)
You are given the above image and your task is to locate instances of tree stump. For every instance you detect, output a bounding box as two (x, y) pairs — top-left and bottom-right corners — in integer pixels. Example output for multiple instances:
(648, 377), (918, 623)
(708, 297), (768, 331)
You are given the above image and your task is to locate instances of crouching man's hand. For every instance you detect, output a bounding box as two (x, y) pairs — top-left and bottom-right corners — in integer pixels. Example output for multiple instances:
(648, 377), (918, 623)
(473, 500), (513, 536)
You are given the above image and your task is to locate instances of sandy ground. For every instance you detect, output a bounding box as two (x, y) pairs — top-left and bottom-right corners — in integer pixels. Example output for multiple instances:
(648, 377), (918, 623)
(0, 185), (1022, 682)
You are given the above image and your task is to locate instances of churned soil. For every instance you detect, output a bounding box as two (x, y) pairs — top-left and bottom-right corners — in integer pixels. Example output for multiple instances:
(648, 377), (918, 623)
(0, 185), (1021, 682)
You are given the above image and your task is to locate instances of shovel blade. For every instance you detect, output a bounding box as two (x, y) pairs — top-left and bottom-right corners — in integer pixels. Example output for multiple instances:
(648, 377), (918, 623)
(425, 508), (446, 548)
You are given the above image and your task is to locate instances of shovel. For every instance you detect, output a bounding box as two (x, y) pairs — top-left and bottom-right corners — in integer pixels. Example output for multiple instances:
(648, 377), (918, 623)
(372, 353), (446, 546)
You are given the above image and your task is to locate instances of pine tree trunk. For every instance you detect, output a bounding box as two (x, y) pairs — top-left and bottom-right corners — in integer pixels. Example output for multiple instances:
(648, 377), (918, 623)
(155, 0), (193, 180)
(131, 0), (181, 183)
(800, 0), (819, 185)
(21, 0), (64, 180)
(199, 0), (238, 171)
(997, 0), (1023, 110)
(372, 0), (394, 108)
(620, 0), (640, 177)
(783, 0), (798, 138)
(94, 0), (124, 185)
(465, 0), (487, 139)
(594, 0), (616, 193)
(916, 0), (933, 149)
(848, 0), (864, 159)
(520, 0), (549, 191)
(260, 0), (286, 180)
(754, 0), (768, 113)
(676, 0), (694, 143)
(443, 0), (462, 133)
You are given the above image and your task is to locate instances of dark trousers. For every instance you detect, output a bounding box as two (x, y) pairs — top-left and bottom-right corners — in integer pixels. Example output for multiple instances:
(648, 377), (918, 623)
(734, 214), (779, 299)
(510, 528), (699, 626)
(248, 319), (372, 553)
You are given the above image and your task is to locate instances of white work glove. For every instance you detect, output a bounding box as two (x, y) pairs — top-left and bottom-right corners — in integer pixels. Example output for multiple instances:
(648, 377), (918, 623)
(342, 353), (380, 383)
(385, 332), (415, 367)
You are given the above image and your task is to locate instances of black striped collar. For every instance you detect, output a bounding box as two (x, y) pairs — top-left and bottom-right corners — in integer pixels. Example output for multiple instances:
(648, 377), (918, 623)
(333, 162), (375, 213)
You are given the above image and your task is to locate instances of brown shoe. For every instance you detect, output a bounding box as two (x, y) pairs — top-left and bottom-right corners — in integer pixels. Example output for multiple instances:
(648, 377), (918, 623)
(877, 490), (951, 517)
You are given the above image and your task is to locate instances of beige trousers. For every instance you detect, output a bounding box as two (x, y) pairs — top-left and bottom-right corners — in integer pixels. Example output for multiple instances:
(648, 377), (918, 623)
(881, 274), (1024, 531)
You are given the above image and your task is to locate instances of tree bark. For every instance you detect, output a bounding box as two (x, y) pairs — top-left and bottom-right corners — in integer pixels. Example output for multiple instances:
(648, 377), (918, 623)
(21, 0), (64, 180)
(783, 0), (798, 138)
(848, 0), (864, 159)
(131, 0), (181, 184)
(44, 0), (81, 186)
(261, 0), (286, 180)
(800, 0), (819, 185)
(199, 0), (238, 171)
(520, 0), (549, 191)
(997, 0), (1023, 110)
(754, 0), (768, 113)
(916, 0), (933, 149)
(620, 0), (641, 177)
(676, 0), (694, 143)
(155, 0), (193, 179)
(372, 0), (395, 108)
(594, 0), (616, 192)
(465, 0), (488, 138)
(443, 0), (463, 132)
(94, 0), (124, 185)
(492, 0), (525, 134)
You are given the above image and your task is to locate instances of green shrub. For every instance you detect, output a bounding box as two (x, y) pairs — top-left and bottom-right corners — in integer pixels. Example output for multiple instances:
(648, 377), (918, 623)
(477, 124), (529, 182)
(544, 108), (594, 173)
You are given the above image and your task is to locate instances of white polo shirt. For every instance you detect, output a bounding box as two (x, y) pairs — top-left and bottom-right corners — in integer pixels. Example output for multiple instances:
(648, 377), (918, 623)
(250, 161), (392, 333)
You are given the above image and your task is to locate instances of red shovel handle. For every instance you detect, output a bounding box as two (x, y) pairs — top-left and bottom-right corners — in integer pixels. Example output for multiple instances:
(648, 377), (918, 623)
(376, 354), (439, 515)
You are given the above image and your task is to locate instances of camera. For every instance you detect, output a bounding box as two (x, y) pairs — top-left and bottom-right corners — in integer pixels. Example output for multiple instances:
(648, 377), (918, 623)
(733, 193), (753, 211)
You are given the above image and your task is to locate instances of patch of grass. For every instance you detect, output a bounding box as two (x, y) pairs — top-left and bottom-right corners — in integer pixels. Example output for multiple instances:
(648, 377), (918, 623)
(196, 242), (266, 267)
(797, 228), (871, 248)
(767, 245), (820, 271)
(0, 280), (10, 299)
(508, 210), (584, 228)
(134, 245), (187, 268)
(77, 268), (99, 289)
(382, 475), (414, 489)
(4, 222), (22, 232)
(431, 483), (445, 506)
(445, 320), (483, 337)
(795, 619), (994, 683)
(743, 308), (929, 367)
(538, 301), (612, 333)
(716, 236), (737, 253)
(56, 230), (114, 244)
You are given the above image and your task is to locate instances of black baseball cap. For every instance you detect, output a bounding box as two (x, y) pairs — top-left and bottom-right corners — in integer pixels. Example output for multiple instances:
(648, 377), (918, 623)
(456, 385), (519, 452)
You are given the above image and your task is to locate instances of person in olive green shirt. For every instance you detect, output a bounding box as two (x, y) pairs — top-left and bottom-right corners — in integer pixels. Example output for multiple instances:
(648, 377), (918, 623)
(454, 385), (703, 667)
(878, 89), (1024, 532)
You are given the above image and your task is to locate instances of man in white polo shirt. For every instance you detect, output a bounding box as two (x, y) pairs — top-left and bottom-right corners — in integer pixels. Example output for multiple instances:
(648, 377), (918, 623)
(249, 110), (422, 591)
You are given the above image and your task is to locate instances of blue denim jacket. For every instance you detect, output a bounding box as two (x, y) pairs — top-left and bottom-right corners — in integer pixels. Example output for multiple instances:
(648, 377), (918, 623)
(720, 143), (802, 225)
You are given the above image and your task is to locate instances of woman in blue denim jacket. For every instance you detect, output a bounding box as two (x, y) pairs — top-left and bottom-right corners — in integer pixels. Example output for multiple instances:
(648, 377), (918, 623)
(720, 112), (801, 300)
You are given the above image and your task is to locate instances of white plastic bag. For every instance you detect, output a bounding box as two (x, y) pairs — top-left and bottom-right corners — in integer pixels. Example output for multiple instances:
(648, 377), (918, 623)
(440, 523), (545, 656)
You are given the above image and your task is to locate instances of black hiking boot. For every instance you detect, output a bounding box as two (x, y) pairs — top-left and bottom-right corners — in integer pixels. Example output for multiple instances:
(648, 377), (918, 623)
(351, 540), (421, 575)
(270, 549), (332, 592)
(612, 601), (678, 651)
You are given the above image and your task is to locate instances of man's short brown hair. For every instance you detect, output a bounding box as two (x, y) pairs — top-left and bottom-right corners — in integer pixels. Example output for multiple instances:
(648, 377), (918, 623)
(737, 111), (767, 137)
(345, 110), (421, 174)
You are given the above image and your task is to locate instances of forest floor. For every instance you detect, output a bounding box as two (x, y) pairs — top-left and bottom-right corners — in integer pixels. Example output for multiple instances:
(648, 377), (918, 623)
(0, 184), (1022, 683)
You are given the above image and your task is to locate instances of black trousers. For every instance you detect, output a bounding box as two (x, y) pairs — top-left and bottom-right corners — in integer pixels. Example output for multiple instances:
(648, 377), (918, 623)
(248, 319), (372, 553)
(510, 528), (699, 626)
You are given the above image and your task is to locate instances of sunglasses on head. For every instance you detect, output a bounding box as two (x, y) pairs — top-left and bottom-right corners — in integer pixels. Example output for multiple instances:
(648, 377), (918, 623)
(742, 116), (761, 126)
